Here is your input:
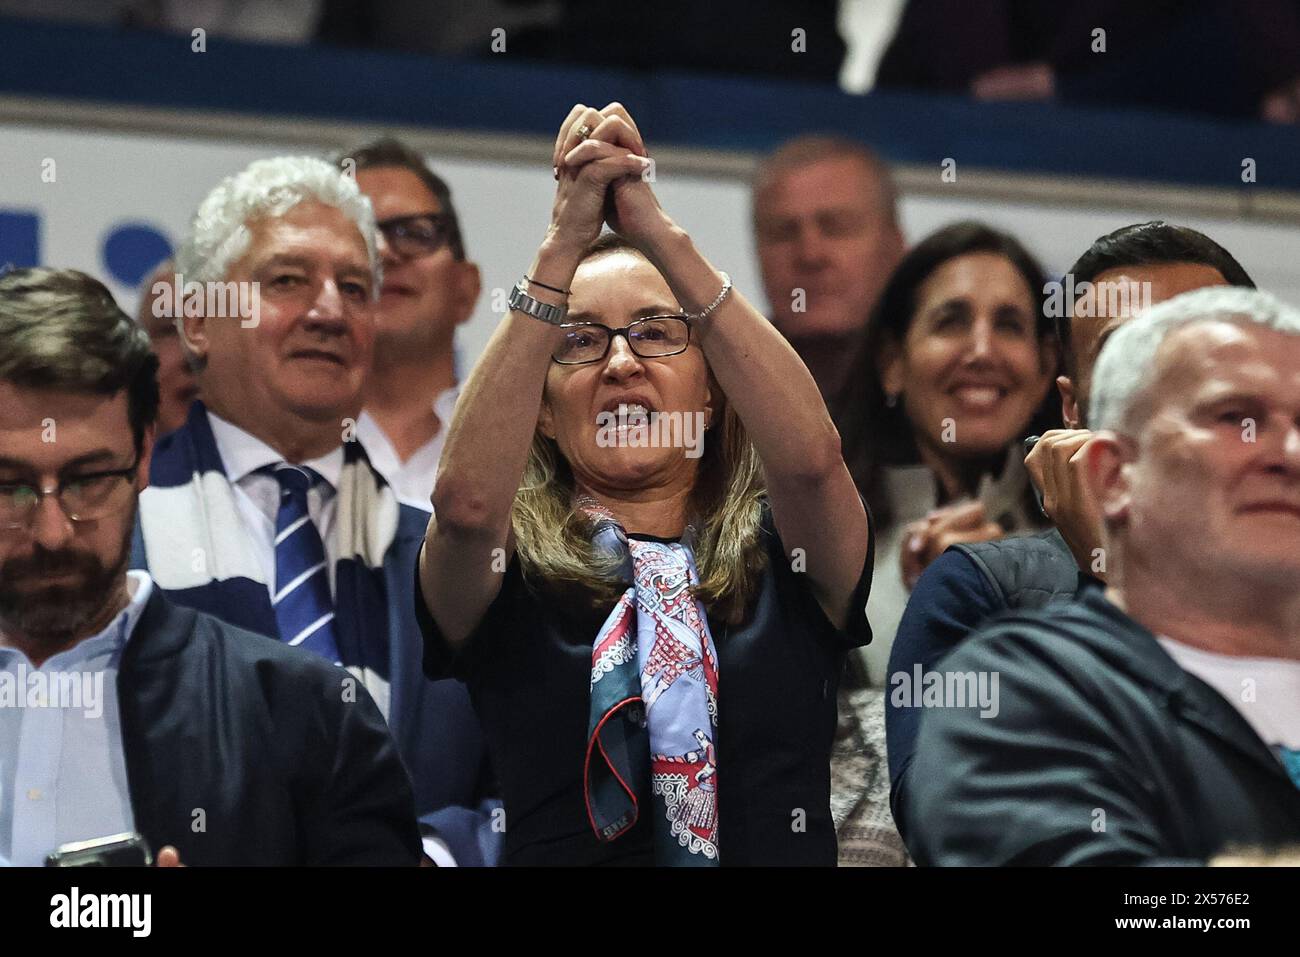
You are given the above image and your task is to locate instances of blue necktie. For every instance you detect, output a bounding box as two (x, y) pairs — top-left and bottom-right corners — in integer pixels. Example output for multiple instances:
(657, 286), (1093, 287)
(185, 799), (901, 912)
(266, 464), (341, 664)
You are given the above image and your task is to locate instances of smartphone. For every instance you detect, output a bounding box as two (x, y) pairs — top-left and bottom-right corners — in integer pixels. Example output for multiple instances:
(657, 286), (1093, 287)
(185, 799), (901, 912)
(45, 832), (153, 867)
(1023, 435), (1049, 518)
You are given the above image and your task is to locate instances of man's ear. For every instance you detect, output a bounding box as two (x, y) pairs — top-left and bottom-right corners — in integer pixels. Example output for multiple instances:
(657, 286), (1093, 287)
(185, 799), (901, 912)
(180, 310), (210, 366)
(882, 224), (906, 272)
(1058, 375), (1081, 428)
(1080, 431), (1132, 526)
(454, 261), (482, 328)
(878, 337), (904, 399)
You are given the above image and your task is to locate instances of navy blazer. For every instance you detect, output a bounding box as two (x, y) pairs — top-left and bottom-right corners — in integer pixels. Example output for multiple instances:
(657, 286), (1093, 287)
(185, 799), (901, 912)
(904, 588), (1300, 865)
(120, 589), (421, 865)
(132, 408), (502, 865)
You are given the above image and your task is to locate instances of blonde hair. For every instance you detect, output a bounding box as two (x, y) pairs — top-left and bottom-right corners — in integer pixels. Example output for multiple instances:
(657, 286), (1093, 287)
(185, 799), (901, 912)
(510, 239), (768, 624)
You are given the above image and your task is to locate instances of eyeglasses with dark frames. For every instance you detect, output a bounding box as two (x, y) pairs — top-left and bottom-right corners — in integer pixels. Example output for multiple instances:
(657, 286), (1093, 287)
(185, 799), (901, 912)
(0, 455), (142, 529)
(552, 315), (693, 365)
(376, 213), (459, 259)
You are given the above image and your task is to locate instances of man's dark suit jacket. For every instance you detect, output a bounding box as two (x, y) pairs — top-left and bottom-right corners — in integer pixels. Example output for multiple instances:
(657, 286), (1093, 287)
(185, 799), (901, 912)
(134, 403), (500, 865)
(120, 589), (421, 865)
(904, 587), (1300, 865)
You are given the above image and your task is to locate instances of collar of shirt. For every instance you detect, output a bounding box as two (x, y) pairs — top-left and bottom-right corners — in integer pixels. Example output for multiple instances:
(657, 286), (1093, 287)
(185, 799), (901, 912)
(355, 384), (458, 508)
(357, 385), (458, 456)
(433, 384), (459, 423)
(0, 570), (153, 669)
(1157, 635), (1300, 751)
(207, 408), (344, 521)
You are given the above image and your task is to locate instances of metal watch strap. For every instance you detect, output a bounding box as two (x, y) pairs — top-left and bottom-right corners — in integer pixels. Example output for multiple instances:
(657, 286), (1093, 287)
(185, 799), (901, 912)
(508, 281), (568, 325)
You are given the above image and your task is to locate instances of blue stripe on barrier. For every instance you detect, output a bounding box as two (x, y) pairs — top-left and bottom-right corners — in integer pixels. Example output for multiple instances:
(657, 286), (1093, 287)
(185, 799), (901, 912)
(2, 15), (1298, 191)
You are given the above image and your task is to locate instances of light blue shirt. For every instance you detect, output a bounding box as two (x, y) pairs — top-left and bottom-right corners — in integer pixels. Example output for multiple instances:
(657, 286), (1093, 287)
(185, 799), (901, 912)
(0, 571), (152, 866)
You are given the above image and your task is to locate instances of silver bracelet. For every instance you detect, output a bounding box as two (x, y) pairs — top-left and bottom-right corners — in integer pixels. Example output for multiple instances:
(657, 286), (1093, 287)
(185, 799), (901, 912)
(688, 272), (732, 322)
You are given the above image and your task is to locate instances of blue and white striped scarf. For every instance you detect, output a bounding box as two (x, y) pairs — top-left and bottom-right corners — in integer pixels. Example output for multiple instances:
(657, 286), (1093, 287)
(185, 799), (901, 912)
(134, 402), (399, 714)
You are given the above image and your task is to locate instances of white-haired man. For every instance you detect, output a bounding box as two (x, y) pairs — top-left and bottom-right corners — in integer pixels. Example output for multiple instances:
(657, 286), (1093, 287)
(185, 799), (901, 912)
(904, 286), (1300, 865)
(132, 156), (499, 865)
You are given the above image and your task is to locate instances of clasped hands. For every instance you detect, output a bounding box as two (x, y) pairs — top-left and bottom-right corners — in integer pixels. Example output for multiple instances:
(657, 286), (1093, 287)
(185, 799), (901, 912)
(900, 428), (1107, 589)
(547, 102), (672, 255)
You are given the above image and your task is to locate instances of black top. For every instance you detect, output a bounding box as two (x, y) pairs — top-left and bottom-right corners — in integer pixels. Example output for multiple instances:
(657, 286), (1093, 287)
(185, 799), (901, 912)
(417, 502), (873, 865)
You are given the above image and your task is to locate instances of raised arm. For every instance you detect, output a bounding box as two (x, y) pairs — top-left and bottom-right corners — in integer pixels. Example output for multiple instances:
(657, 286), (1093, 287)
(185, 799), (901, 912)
(575, 105), (871, 628)
(420, 105), (648, 646)
(659, 235), (869, 628)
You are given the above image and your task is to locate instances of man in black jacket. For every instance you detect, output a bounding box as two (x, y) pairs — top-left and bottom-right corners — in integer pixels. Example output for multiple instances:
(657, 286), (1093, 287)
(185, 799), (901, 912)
(903, 284), (1300, 865)
(887, 222), (1256, 842)
(0, 267), (420, 866)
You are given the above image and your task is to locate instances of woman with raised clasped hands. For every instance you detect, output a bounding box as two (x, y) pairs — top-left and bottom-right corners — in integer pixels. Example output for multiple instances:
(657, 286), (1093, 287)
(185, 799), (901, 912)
(416, 103), (872, 866)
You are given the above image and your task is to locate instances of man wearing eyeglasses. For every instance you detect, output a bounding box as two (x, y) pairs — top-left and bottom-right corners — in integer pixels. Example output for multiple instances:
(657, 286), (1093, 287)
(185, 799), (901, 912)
(0, 267), (420, 866)
(338, 138), (481, 508)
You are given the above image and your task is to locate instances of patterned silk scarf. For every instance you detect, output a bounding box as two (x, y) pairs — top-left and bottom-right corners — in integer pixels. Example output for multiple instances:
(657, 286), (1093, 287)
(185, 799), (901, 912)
(580, 499), (721, 865)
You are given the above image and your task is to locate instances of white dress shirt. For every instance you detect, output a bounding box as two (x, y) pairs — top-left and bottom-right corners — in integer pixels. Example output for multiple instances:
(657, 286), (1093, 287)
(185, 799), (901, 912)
(206, 410), (345, 598)
(355, 385), (457, 511)
(0, 571), (153, 866)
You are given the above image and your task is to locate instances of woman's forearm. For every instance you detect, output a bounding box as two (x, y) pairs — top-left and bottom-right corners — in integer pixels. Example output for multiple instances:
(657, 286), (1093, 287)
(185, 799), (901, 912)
(431, 236), (579, 536)
(641, 222), (844, 483)
(641, 219), (868, 627)
(423, 237), (581, 645)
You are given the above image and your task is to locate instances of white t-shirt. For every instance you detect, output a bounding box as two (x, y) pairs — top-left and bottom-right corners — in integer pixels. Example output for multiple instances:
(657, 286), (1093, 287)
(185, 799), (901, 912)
(1157, 636), (1300, 784)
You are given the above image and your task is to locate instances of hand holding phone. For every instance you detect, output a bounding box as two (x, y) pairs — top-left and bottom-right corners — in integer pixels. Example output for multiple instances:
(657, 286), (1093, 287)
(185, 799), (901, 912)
(45, 832), (153, 867)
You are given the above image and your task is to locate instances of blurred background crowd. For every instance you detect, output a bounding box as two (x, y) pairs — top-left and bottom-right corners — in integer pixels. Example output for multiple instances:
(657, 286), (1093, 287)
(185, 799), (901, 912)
(3, 0), (1299, 121)
(1, 1), (1299, 869)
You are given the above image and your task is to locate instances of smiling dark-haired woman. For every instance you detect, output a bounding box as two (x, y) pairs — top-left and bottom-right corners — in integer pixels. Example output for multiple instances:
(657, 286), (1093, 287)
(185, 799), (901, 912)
(840, 220), (1062, 680)
(416, 103), (872, 866)
(828, 220), (1061, 865)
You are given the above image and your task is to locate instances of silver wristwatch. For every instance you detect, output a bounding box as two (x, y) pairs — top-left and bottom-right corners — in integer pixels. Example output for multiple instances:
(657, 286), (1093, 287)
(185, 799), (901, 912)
(508, 281), (568, 325)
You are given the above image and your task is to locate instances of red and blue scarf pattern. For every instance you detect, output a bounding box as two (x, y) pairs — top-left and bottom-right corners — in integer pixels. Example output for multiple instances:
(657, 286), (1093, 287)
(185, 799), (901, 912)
(581, 504), (721, 865)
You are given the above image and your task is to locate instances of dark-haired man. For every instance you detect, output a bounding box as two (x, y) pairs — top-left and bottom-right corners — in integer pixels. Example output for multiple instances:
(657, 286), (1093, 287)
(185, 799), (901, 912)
(886, 222), (1256, 843)
(339, 137), (481, 508)
(0, 267), (420, 866)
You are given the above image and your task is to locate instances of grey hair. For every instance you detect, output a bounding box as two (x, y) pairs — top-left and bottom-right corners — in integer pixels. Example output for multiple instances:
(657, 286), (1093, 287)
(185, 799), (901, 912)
(1090, 286), (1300, 433)
(174, 155), (380, 292)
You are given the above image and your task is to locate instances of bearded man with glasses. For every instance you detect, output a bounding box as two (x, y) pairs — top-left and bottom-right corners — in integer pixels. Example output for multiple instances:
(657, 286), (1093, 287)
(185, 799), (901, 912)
(0, 267), (420, 866)
(337, 138), (481, 509)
